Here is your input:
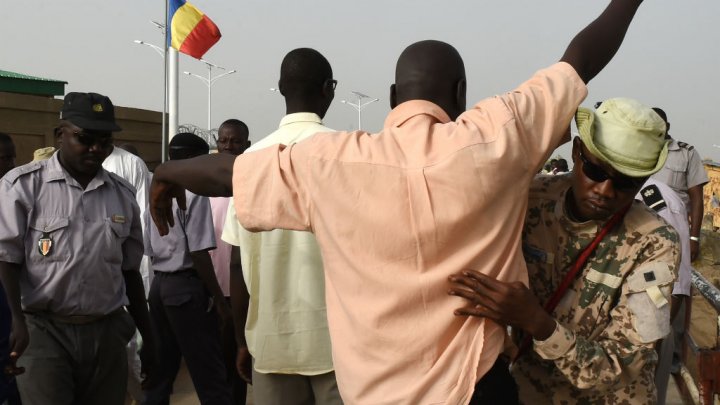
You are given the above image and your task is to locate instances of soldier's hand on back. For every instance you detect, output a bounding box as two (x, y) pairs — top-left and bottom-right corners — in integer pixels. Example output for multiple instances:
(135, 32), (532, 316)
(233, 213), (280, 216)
(448, 269), (556, 341)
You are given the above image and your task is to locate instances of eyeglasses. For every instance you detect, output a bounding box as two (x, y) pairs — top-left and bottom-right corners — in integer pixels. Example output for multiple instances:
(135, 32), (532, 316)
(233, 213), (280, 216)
(325, 79), (338, 90)
(65, 127), (113, 149)
(578, 146), (645, 191)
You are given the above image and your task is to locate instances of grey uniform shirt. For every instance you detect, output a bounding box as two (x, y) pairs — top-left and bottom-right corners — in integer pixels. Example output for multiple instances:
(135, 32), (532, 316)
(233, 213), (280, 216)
(651, 139), (709, 208)
(147, 190), (216, 272)
(0, 153), (143, 316)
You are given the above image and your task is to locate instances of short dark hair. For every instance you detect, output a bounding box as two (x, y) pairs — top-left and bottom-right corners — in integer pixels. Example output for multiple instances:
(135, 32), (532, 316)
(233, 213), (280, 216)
(219, 119), (249, 135)
(0, 132), (13, 145)
(169, 132), (209, 160)
(279, 48), (333, 98)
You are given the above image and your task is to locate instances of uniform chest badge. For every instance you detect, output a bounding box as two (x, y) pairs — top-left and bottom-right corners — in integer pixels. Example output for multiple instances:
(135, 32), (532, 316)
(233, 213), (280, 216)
(111, 215), (126, 224)
(37, 232), (53, 256)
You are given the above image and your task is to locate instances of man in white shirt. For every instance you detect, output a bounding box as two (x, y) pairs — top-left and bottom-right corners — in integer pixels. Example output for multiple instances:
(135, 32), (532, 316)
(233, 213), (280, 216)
(102, 143), (152, 402)
(222, 48), (342, 405)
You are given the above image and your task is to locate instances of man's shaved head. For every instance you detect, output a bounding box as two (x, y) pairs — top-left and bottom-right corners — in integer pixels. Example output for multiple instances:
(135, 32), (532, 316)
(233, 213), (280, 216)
(391, 40), (467, 120)
(278, 48), (335, 118)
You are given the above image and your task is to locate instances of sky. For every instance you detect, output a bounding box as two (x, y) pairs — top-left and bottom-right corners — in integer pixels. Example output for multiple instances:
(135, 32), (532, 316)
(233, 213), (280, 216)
(2, 0), (719, 163)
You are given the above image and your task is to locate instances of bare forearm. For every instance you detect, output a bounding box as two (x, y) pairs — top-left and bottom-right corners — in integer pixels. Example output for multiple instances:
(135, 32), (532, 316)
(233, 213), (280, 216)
(154, 154), (235, 198)
(688, 185), (704, 237)
(230, 247), (249, 346)
(560, 0), (643, 83)
(123, 270), (152, 339)
(0, 262), (24, 321)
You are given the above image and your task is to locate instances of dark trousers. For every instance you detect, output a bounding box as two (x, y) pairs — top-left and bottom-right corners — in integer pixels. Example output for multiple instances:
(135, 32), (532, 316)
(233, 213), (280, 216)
(469, 358), (519, 405)
(16, 311), (134, 405)
(0, 284), (21, 405)
(222, 297), (247, 405)
(143, 270), (233, 405)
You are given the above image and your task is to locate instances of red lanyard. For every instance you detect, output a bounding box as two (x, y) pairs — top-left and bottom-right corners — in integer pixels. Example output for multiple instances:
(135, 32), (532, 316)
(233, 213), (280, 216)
(513, 203), (630, 363)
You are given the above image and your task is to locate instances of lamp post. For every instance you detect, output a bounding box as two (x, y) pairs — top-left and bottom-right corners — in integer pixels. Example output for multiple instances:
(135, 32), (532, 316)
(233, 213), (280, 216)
(183, 60), (236, 130)
(341, 91), (379, 130)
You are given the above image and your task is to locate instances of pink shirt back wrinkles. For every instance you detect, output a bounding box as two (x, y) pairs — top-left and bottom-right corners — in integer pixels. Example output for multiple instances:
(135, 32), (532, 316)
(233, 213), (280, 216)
(232, 62), (587, 404)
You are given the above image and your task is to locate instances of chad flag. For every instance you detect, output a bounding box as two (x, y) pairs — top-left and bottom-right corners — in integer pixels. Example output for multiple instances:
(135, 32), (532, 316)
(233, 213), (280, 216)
(169, 0), (221, 59)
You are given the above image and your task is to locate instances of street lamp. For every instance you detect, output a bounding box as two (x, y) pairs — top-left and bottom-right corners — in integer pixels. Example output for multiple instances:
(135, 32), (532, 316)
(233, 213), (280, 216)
(183, 60), (236, 130)
(133, 40), (164, 58)
(341, 91), (379, 130)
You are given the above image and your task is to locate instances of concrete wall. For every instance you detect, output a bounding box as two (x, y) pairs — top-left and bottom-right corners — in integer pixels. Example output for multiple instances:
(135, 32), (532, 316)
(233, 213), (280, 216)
(0, 91), (162, 169)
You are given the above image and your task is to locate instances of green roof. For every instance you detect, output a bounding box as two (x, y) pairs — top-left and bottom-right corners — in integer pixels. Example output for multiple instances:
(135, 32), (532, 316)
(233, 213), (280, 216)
(0, 69), (66, 96)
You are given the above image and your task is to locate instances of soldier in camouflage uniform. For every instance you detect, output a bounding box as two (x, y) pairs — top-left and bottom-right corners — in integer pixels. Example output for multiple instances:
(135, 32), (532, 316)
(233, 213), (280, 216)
(449, 98), (680, 404)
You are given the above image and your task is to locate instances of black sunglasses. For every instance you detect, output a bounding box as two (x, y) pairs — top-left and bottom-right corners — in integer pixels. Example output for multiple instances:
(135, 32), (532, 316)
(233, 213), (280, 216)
(578, 146), (645, 191)
(325, 79), (338, 90)
(65, 127), (113, 148)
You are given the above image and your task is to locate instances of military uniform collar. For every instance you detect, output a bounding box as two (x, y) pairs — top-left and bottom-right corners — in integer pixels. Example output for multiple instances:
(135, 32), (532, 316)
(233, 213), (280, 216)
(555, 186), (601, 234)
(384, 100), (451, 129)
(44, 152), (113, 191)
(667, 138), (680, 151)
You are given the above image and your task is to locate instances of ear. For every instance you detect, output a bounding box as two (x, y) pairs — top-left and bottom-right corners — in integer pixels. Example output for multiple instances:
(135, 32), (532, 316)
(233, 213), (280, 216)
(389, 84), (397, 109)
(277, 80), (285, 96)
(54, 126), (63, 146)
(571, 137), (581, 161)
(455, 78), (467, 112)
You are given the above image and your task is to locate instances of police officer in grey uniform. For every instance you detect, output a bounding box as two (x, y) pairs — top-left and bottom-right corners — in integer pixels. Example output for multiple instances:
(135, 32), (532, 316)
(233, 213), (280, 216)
(0, 92), (157, 405)
(144, 133), (233, 405)
(650, 107), (709, 262)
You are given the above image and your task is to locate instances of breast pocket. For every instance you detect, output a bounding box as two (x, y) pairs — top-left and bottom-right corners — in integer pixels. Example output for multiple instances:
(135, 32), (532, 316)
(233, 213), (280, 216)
(104, 219), (131, 263)
(28, 217), (71, 263)
(664, 159), (688, 190)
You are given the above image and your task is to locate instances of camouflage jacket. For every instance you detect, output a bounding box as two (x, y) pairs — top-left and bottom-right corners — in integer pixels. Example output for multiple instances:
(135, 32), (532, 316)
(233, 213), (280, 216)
(512, 175), (680, 404)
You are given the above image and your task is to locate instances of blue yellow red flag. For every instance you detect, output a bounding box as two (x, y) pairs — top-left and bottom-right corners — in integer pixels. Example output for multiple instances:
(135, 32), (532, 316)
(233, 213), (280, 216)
(168, 0), (221, 59)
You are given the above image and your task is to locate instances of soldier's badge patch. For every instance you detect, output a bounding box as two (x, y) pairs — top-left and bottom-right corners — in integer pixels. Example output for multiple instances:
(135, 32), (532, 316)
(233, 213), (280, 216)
(111, 215), (126, 224)
(639, 184), (667, 212)
(92, 103), (104, 112)
(37, 232), (53, 256)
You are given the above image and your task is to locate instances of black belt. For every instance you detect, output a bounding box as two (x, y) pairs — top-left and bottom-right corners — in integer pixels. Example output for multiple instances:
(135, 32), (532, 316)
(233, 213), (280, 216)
(155, 268), (197, 277)
(24, 307), (125, 325)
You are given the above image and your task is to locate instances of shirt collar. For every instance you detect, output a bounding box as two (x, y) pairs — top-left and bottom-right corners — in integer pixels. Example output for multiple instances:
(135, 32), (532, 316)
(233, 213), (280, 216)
(667, 138), (680, 151)
(44, 151), (112, 191)
(279, 112), (323, 128)
(383, 100), (451, 129)
(554, 186), (601, 234)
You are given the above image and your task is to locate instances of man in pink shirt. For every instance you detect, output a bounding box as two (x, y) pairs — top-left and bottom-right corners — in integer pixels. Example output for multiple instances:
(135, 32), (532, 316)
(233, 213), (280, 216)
(149, 2), (646, 403)
(209, 118), (251, 404)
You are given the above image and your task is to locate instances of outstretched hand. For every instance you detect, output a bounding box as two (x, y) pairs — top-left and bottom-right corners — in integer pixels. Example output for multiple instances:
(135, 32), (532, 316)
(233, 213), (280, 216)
(149, 165), (186, 236)
(448, 270), (556, 341)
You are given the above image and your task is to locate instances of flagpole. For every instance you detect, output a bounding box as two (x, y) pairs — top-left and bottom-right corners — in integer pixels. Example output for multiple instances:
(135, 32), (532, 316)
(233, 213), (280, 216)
(166, 0), (179, 151)
(162, 0), (169, 163)
(168, 48), (179, 142)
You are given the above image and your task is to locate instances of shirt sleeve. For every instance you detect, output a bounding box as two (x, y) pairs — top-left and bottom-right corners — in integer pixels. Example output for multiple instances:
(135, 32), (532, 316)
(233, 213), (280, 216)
(463, 62), (587, 174)
(686, 148), (709, 189)
(221, 198), (243, 246)
(122, 199), (144, 271)
(533, 226), (680, 390)
(0, 178), (30, 264)
(183, 192), (217, 253)
(231, 143), (313, 233)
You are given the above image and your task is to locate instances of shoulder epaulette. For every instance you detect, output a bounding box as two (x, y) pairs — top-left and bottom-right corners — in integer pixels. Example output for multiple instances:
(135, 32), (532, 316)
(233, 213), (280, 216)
(107, 171), (137, 196)
(640, 184), (667, 212)
(677, 141), (693, 151)
(2, 162), (42, 184)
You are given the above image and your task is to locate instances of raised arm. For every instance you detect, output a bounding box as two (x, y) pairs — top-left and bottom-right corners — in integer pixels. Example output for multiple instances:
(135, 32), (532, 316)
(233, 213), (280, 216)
(560, 0), (643, 83)
(150, 153), (235, 235)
